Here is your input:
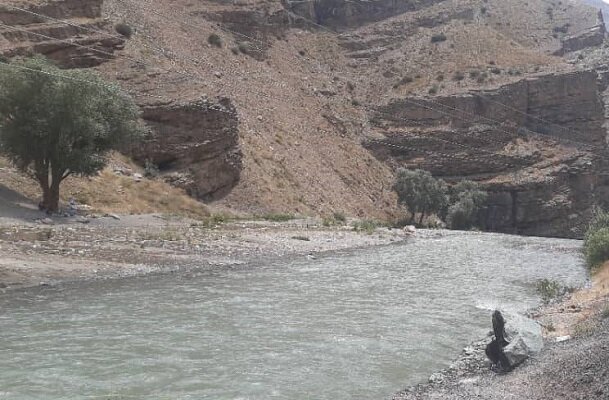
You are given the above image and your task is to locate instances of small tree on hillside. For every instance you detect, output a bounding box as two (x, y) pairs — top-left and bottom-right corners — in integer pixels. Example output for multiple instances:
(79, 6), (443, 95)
(0, 57), (141, 212)
(393, 168), (448, 225)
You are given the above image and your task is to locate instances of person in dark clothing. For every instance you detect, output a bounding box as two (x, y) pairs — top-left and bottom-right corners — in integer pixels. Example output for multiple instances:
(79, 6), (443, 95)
(485, 310), (513, 372)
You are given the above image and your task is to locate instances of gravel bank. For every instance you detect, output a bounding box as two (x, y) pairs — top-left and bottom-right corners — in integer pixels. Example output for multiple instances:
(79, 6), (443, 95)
(0, 214), (411, 290)
(394, 316), (609, 400)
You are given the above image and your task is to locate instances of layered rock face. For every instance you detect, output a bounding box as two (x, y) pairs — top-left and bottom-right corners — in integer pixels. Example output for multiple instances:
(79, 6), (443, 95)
(0, 0), (124, 67)
(374, 71), (606, 146)
(135, 98), (242, 201)
(554, 11), (607, 55)
(366, 70), (609, 238)
(285, 0), (446, 30)
(193, 7), (289, 60)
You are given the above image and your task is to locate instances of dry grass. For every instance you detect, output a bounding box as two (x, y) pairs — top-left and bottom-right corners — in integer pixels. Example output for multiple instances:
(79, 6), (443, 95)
(541, 262), (609, 339)
(0, 154), (209, 219)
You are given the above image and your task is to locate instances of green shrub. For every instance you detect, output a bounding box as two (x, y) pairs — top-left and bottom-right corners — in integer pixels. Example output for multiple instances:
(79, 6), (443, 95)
(333, 212), (347, 223)
(394, 76), (414, 88)
(208, 33), (222, 47)
(584, 227), (609, 270)
(428, 84), (438, 95)
(238, 42), (250, 54)
(446, 180), (487, 230)
(431, 33), (447, 43)
(586, 209), (609, 235)
(352, 220), (381, 234)
(323, 212), (347, 227)
(261, 213), (295, 222)
(446, 197), (476, 230)
(144, 159), (159, 178)
(291, 235), (310, 241)
(583, 209), (609, 269)
(536, 279), (569, 303)
(115, 23), (133, 38)
(452, 71), (465, 81)
(231, 47), (240, 55)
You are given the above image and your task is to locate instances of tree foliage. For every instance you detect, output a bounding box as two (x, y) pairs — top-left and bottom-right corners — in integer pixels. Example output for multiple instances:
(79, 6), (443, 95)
(446, 180), (488, 230)
(393, 168), (448, 224)
(583, 209), (609, 269)
(0, 57), (141, 212)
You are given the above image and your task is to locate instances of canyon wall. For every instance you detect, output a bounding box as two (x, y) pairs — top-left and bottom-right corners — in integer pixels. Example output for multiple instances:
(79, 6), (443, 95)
(367, 70), (609, 238)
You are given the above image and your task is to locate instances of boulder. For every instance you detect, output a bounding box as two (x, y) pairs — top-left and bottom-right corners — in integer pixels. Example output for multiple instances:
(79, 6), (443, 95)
(503, 313), (544, 368)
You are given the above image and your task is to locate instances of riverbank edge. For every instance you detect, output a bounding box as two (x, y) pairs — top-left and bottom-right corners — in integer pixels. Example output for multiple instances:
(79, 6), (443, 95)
(0, 216), (418, 293)
(392, 262), (609, 399)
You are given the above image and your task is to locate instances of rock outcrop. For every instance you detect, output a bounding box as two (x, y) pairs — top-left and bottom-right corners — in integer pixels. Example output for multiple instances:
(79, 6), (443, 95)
(366, 70), (609, 238)
(134, 98), (242, 201)
(0, 0), (124, 67)
(554, 11), (607, 56)
(284, 0), (447, 30)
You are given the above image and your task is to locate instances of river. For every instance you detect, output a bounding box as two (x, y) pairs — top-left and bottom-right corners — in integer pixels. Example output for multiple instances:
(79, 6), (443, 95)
(0, 231), (587, 399)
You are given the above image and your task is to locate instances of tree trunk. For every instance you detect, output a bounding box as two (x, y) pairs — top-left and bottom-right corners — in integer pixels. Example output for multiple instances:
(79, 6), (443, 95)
(418, 209), (426, 226)
(36, 165), (62, 213)
(46, 181), (61, 213)
(36, 170), (51, 212)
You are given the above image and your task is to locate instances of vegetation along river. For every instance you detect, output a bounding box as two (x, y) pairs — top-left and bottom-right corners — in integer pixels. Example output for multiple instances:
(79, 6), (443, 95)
(0, 231), (587, 399)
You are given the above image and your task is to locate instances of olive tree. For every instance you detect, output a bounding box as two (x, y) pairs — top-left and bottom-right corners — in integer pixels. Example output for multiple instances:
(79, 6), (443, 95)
(446, 180), (488, 230)
(0, 57), (141, 212)
(393, 168), (448, 225)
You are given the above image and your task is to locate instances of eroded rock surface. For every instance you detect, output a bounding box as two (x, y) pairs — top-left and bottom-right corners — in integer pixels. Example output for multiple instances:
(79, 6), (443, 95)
(366, 70), (609, 238)
(134, 97), (242, 201)
(0, 0), (124, 67)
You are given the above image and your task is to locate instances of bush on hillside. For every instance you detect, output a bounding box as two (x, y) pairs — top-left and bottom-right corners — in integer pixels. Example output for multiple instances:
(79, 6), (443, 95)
(115, 23), (133, 39)
(431, 33), (447, 43)
(208, 33), (222, 48)
(584, 227), (609, 270)
(453, 71), (465, 81)
(583, 209), (609, 269)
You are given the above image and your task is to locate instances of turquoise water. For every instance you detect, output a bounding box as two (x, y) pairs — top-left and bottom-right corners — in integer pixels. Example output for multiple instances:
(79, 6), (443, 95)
(0, 231), (586, 399)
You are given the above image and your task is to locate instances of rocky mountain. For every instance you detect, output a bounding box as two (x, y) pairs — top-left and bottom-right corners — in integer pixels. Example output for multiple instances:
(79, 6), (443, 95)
(582, 0), (609, 26)
(1, 0), (609, 237)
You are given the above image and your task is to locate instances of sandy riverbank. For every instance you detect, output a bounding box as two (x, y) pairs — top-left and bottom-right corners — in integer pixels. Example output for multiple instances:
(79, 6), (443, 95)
(0, 213), (411, 290)
(394, 263), (609, 400)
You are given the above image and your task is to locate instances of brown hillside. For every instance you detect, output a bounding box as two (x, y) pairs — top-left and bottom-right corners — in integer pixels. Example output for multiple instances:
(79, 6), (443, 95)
(1, 0), (608, 235)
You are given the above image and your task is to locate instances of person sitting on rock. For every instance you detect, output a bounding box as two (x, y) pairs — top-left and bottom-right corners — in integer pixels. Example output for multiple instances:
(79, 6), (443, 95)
(485, 310), (512, 372)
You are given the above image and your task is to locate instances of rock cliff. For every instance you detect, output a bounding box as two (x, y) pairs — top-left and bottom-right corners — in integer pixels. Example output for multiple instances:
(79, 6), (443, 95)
(0, 0), (124, 67)
(366, 70), (609, 237)
(134, 98), (242, 201)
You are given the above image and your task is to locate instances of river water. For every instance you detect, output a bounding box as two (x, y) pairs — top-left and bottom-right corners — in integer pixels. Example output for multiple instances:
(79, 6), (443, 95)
(0, 231), (587, 399)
